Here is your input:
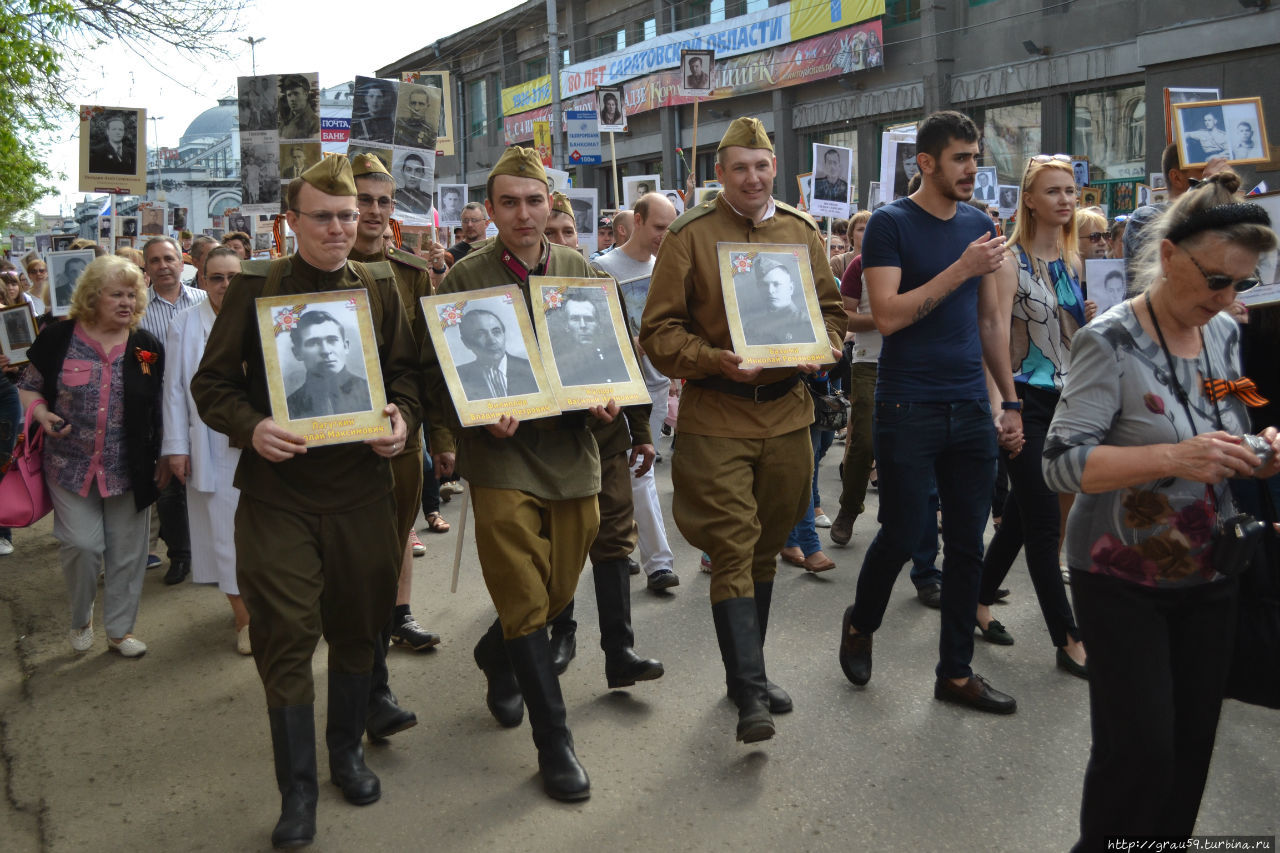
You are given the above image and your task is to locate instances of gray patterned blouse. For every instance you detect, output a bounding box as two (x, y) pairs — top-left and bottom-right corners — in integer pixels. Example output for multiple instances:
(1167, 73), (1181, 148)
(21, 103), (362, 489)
(1043, 302), (1248, 588)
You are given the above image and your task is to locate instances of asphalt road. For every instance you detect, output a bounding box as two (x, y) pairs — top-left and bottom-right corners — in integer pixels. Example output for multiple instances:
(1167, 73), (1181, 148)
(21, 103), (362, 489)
(2, 438), (1277, 852)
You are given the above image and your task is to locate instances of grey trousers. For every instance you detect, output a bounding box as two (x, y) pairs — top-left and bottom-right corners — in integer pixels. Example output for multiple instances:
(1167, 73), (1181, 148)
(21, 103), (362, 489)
(49, 479), (149, 639)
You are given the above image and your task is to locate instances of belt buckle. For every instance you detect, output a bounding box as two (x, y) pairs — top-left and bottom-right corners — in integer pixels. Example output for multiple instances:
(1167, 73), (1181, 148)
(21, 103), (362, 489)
(753, 383), (764, 403)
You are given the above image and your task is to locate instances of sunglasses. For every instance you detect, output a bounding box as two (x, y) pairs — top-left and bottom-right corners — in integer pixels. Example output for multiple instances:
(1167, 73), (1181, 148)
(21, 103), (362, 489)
(1029, 153), (1072, 165)
(1084, 232), (1107, 243)
(1181, 246), (1260, 293)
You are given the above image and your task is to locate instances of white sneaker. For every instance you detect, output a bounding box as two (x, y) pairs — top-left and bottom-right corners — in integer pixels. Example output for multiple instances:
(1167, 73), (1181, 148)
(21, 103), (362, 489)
(107, 636), (147, 658)
(814, 513), (833, 529)
(69, 625), (94, 652)
(0, 537), (13, 555)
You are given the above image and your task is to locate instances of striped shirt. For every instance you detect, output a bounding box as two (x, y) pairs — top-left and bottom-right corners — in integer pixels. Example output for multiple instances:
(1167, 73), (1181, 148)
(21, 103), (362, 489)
(140, 283), (206, 342)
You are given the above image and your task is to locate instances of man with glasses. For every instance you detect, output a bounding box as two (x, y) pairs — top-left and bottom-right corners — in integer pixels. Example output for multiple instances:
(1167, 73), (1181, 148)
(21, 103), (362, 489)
(444, 202), (490, 265)
(192, 155), (420, 849)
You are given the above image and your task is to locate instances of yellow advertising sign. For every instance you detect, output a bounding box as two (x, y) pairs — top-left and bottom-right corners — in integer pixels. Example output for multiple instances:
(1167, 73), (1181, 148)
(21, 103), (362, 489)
(502, 75), (553, 115)
(790, 0), (885, 41)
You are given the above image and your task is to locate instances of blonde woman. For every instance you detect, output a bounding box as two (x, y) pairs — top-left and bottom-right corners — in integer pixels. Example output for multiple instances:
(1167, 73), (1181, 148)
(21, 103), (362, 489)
(17, 256), (164, 657)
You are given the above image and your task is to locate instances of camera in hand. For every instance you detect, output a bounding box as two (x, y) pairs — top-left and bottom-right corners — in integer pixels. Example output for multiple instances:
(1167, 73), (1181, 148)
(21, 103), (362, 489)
(1241, 433), (1275, 471)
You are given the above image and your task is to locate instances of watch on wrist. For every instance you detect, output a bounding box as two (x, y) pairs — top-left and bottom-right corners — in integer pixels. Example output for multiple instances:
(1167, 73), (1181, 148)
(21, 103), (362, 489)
(1000, 400), (1023, 411)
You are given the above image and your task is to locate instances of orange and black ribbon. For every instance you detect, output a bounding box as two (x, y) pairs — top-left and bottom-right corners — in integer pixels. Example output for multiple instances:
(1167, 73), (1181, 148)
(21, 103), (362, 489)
(389, 218), (403, 249)
(1203, 376), (1269, 408)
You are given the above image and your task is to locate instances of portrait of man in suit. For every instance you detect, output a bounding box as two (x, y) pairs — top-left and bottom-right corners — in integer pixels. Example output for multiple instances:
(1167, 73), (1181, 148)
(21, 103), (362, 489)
(282, 146), (308, 179)
(454, 308), (537, 401)
(53, 254), (91, 312)
(284, 310), (372, 420)
(548, 291), (629, 387)
(88, 112), (137, 175)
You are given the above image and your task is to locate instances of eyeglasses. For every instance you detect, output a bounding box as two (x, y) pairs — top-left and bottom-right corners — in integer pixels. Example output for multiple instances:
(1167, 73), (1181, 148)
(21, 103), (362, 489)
(1084, 232), (1107, 243)
(1181, 246), (1260, 293)
(357, 194), (394, 210)
(460, 217), (486, 225)
(292, 210), (360, 225)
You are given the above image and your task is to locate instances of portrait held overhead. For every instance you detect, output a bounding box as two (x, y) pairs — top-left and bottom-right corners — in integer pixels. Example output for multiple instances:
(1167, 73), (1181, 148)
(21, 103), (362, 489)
(678, 49), (714, 96)
(352, 76), (397, 145)
(597, 87), (626, 131)
(1173, 97), (1270, 167)
(277, 73), (320, 140)
(78, 105), (146, 195)
(394, 82), (441, 150)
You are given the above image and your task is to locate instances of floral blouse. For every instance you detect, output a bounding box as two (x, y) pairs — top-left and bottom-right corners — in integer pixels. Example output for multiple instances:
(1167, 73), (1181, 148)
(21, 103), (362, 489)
(1010, 248), (1085, 393)
(17, 324), (131, 498)
(1043, 303), (1249, 588)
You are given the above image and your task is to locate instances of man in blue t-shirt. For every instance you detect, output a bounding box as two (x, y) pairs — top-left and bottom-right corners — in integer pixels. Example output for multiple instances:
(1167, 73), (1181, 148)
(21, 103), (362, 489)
(837, 111), (1023, 715)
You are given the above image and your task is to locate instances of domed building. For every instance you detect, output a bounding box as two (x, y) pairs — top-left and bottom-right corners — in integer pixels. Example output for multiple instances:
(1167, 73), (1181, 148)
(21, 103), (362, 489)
(146, 95), (245, 231)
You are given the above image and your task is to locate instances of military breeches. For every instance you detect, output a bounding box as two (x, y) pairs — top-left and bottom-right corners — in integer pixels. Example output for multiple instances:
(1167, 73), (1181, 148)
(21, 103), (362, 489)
(588, 450), (637, 565)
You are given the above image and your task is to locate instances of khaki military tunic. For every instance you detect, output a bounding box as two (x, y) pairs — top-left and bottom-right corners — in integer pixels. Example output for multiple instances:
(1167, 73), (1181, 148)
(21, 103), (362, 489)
(639, 196), (847, 601)
(423, 237), (603, 637)
(192, 254), (421, 707)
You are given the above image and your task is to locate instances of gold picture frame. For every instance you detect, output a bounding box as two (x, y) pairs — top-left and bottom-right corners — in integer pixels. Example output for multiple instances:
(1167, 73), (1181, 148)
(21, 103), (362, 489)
(78, 105), (147, 196)
(1172, 96), (1270, 168)
(421, 285), (561, 427)
(255, 289), (390, 447)
(530, 277), (650, 411)
(717, 242), (831, 367)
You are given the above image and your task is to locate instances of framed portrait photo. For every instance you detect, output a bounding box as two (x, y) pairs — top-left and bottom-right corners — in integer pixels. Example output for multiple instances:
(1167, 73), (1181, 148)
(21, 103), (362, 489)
(718, 243), (831, 367)
(78, 105), (146, 195)
(795, 171), (813, 211)
(596, 87), (627, 133)
(50, 234), (75, 252)
(1164, 86), (1220, 144)
(421, 285), (560, 426)
(973, 167), (998, 205)
(255, 289), (390, 447)
(678, 49), (714, 98)
(1174, 97), (1269, 168)
(623, 175), (660, 210)
(140, 205), (166, 236)
(565, 188), (598, 252)
(997, 185), (1020, 220)
(810, 143), (853, 219)
(46, 249), (96, 317)
(436, 184), (467, 227)
(0, 303), (38, 366)
(532, 277), (649, 410)
(1240, 190), (1280, 308)
(694, 186), (721, 206)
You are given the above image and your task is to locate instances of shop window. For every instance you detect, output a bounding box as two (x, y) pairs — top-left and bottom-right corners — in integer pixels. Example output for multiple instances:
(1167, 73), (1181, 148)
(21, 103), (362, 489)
(980, 101), (1041, 185)
(1071, 85), (1145, 183)
(886, 0), (921, 25)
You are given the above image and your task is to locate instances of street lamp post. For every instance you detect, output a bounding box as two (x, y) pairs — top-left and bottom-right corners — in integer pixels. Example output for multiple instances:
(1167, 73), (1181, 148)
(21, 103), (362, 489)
(150, 115), (165, 202)
(241, 36), (266, 75)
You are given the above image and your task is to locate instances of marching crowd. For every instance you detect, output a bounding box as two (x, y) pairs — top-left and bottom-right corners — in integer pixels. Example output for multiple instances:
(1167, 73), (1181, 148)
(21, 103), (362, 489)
(1, 107), (1277, 852)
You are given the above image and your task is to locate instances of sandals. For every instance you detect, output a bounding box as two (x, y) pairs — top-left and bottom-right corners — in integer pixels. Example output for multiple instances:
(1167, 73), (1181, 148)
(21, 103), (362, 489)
(424, 512), (451, 533)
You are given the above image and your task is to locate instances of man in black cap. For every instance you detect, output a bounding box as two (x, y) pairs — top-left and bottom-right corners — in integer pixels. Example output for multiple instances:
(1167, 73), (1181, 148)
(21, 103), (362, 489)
(354, 78), (396, 145)
(279, 75), (319, 139)
(193, 154), (419, 849)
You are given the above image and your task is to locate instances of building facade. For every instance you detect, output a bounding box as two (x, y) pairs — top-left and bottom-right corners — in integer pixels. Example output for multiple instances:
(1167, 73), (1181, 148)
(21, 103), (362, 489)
(380, 0), (1277, 217)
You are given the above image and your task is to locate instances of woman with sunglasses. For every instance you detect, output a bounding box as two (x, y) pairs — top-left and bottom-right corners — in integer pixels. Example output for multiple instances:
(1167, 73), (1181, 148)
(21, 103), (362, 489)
(976, 153), (1091, 676)
(1044, 170), (1279, 848)
(1076, 207), (1109, 261)
(22, 253), (49, 312)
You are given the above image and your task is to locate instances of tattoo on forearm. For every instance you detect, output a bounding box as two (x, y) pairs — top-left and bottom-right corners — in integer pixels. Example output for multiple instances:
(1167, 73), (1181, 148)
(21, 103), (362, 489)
(912, 284), (960, 323)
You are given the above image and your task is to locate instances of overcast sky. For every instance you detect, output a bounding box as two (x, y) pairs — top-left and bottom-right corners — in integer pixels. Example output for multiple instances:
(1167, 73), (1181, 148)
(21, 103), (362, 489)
(39, 0), (516, 215)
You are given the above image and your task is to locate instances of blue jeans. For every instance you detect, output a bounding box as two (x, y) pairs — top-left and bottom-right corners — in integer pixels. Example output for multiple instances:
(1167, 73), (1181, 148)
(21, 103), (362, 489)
(0, 377), (20, 541)
(908, 487), (941, 589)
(787, 425), (835, 556)
(849, 400), (997, 680)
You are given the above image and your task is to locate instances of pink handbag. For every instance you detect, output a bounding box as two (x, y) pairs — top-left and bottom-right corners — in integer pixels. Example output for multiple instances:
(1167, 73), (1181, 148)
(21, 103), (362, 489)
(0, 405), (52, 527)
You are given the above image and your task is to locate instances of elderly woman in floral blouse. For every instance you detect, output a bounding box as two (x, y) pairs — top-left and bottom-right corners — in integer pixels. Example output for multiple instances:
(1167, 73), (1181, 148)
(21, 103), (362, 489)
(1043, 171), (1280, 849)
(18, 256), (164, 658)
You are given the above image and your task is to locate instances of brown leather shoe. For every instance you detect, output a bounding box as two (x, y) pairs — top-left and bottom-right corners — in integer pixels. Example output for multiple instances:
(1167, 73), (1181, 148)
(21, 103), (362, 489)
(803, 552), (836, 573)
(838, 606), (872, 686)
(933, 673), (1017, 714)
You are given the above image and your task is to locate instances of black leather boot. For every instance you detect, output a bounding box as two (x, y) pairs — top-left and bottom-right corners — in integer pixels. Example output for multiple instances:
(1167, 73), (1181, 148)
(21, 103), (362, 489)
(712, 597), (775, 744)
(754, 581), (793, 714)
(473, 617), (523, 728)
(548, 598), (577, 675)
(325, 672), (381, 805)
(593, 558), (664, 688)
(506, 630), (591, 801)
(367, 617), (417, 741)
(268, 705), (317, 849)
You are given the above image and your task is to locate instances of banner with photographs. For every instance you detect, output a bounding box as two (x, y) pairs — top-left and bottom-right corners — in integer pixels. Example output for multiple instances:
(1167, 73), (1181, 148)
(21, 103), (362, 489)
(238, 73), (322, 217)
(350, 76), (437, 225)
(401, 70), (454, 157)
(531, 278), (650, 410)
(718, 243), (831, 367)
(810, 143), (853, 219)
(78, 105), (147, 196)
(255, 289), (390, 447)
(421, 285), (561, 426)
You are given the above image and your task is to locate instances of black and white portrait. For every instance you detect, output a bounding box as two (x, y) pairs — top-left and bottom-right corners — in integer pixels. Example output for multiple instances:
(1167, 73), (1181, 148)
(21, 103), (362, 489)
(1177, 105), (1230, 164)
(679, 49), (714, 97)
(1221, 99), (1267, 162)
(240, 140), (281, 206)
(279, 307), (372, 420)
(732, 253), (818, 347)
(277, 74), (320, 140)
(393, 149), (435, 218)
(1071, 159), (1089, 189)
(565, 188), (598, 252)
(664, 190), (685, 215)
(172, 208), (188, 231)
(238, 75), (278, 132)
(48, 250), (95, 316)
(88, 110), (139, 175)
(997, 185), (1020, 219)
(351, 76), (397, 145)
(140, 206), (165, 236)
(51, 234), (75, 252)
(623, 175), (660, 210)
(34, 235), (52, 254)
(120, 218), (139, 238)
(228, 214), (253, 236)
(98, 216), (112, 240)
(279, 143), (320, 179)
(394, 82), (441, 150)
(1085, 259), (1127, 314)
(812, 146), (850, 204)
(436, 184), (467, 226)
(597, 87), (627, 132)
(893, 143), (919, 199)
(544, 287), (631, 387)
(1, 305), (36, 358)
(974, 167), (998, 204)
(443, 297), (539, 402)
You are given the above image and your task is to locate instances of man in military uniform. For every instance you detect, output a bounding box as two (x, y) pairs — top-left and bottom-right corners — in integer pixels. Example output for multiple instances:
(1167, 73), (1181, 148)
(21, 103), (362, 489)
(539, 190), (665, 689)
(279, 75), (320, 139)
(394, 85), (439, 150)
(394, 153), (434, 217)
(192, 156), (419, 849)
(813, 147), (849, 203)
(347, 152), (443, 748)
(640, 118), (846, 744)
(740, 255), (818, 346)
(283, 310), (372, 419)
(353, 79), (396, 145)
(423, 147), (618, 802)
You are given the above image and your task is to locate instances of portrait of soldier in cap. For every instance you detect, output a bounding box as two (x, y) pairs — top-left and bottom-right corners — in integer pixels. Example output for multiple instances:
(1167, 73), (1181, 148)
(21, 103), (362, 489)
(278, 74), (319, 139)
(394, 83), (440, 150)
(734, 253), (818, 346)
(353, 77), (397, 145)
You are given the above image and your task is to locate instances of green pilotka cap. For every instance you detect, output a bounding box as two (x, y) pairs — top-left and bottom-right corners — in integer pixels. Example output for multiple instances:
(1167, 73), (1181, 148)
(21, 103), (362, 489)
(350, 152), (392, 180)
(717, 117), (773, 152)
(489, 146), (549, 187)
(301, 154), (357, 197)
(551, 192), (574, 218)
